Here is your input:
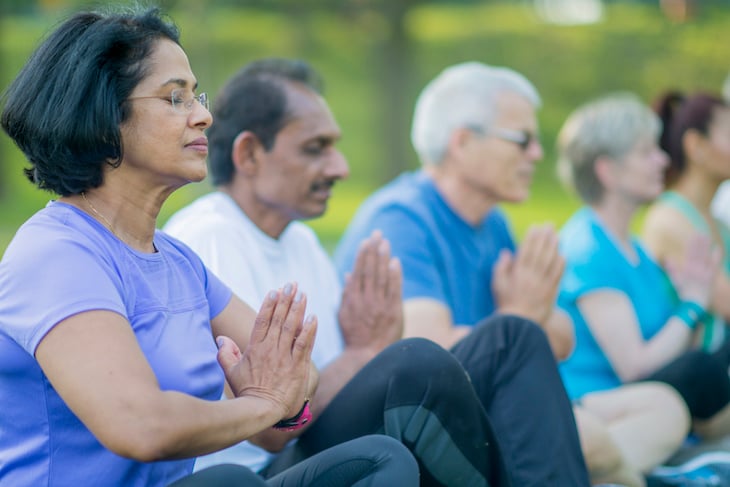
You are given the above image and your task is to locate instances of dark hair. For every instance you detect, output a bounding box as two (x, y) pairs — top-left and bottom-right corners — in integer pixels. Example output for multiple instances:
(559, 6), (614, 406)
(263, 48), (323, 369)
(0, 7), (180, 196)
(207, 58), (324, 186)
(654, 90), (726, 186)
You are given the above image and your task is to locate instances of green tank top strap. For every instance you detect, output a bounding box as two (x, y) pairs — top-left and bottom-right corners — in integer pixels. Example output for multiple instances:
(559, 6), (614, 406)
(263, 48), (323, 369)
(657, 191), (710, 233)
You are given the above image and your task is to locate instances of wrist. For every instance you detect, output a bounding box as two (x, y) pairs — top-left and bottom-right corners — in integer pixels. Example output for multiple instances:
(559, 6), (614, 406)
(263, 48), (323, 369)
(272, 400), (312, 432)
(674, 300), (707, 330)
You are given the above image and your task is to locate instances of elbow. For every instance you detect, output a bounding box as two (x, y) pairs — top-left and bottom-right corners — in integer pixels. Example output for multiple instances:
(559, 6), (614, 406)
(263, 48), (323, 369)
(615, 362), (649, 383)
(98, 422), (183, 462)
(249, 434), (291, 453)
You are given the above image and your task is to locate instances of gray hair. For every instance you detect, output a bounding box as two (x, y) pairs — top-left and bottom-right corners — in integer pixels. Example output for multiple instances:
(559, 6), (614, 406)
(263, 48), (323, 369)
(723, 72), (730, 103)
(411, 61), (541, 165)
(556, 92), (661, 204)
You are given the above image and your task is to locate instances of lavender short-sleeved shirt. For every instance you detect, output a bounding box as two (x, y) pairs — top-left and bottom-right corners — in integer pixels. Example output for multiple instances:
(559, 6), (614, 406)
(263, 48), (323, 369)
(0, 201), (232, 486)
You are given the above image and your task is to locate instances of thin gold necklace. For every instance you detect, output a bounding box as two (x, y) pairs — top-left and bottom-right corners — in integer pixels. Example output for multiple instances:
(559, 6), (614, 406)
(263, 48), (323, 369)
(81, 192), (118, 237)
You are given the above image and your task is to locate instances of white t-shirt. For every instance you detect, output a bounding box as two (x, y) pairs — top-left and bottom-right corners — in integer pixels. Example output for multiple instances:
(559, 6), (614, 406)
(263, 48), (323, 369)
(163, 191), (344, 473)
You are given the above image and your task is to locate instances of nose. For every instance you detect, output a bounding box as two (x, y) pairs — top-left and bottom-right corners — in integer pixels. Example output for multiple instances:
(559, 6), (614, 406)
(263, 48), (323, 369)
(325, 149), (350, 180)
(528, 139), (544, 162)
(190, 100), (213, 130)
(657, 148), (670, 168)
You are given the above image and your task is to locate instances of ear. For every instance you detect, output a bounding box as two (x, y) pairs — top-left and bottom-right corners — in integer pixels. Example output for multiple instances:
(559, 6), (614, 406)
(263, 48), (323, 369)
(445, 126), (477, 161)
(231, 131), (263, 177)
(593, 155), (616, 190)
(681, 128), (705, 163)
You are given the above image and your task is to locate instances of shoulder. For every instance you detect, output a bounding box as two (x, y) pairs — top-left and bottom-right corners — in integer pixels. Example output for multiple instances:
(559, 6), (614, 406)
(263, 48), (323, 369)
(163, 192), (237, 236)
(559, 209), (608, 264)
(641, 198), (694, 260)
(162, 192), (249, 250)
(4, 203), (119, 271)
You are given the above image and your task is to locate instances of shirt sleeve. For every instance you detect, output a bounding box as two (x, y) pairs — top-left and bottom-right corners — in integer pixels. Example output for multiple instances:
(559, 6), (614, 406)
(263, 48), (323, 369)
(360, 206), (449, 304)
(0, 232), (126, 355)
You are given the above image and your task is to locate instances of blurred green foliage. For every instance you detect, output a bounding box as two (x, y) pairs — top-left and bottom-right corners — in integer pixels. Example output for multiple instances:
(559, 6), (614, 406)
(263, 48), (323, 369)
(1, 1), (728, 254)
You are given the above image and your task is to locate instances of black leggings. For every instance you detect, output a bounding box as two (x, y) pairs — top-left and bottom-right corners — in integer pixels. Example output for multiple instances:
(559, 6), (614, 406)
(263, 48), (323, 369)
(169, 435), (418, 486)
(645, 339), (730, 420)
(451, 314), (590, 487)
(265, 316), (590, 487)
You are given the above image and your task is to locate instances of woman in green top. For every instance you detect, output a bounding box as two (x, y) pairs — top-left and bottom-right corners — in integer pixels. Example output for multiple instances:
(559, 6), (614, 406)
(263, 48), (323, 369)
(642, 90), (730, 437)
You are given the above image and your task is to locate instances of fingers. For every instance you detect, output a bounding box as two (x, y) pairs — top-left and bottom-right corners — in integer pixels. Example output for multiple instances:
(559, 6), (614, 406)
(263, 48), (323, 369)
(215, 335), (242, 377)
(265, 282), (304, 351)
(491, 249), (514, 304)
(517, 224), (560, 277)
(350, 230), (393, 298)
(375, 239), (391, 296)
(386, 257), (403, 302)
(249, 289), (281, 344)
(292, 314), (318, 362)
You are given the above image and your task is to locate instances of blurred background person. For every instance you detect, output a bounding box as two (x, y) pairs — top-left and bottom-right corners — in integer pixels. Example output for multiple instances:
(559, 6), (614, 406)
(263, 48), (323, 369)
(710, 73), (730, 234)
(556, 92), (730, 483)
(334, 62), (689, 487)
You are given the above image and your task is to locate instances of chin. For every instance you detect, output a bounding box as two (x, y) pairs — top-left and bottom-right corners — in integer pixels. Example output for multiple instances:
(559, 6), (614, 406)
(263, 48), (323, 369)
(502, 190), (530, 204)
(300, 203), (328, 221)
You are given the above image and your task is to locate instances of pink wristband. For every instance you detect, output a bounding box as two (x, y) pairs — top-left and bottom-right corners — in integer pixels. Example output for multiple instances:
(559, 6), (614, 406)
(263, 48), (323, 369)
(272, 400), (312, 432)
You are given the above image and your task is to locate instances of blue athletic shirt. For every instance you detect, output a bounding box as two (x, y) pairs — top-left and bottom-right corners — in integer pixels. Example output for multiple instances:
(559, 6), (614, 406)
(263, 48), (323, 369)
(334, 170), (515, 325)
(557, 207), (676, 399)
(0, 201), (232, 486)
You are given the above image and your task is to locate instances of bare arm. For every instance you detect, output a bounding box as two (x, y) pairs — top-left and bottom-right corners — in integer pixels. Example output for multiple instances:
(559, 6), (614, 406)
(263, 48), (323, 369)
(35, 289), (315, 462)
(403, 298), (471, 349)
(544, 308), (576, 361)
(578, 290), (693, 381)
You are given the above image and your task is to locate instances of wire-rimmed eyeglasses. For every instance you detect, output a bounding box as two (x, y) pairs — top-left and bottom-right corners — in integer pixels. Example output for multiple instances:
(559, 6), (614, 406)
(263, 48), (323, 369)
(128, 88), (209, 114)
(468, 125), (540, 151)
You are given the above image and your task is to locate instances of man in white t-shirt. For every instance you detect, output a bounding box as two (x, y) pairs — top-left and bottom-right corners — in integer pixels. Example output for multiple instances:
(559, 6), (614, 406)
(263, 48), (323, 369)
(164, 58), (590, 486)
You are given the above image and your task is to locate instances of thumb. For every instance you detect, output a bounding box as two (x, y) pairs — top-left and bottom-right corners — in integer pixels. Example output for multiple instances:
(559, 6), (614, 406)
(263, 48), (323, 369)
(493, 249), (513, 279)
(216, 335), (243, 375)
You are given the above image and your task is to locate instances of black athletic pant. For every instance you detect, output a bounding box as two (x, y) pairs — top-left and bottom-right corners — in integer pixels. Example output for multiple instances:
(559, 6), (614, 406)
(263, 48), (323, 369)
(169, 435), (418, 486)
(266, 315), (590, 487)
(645, 338), (730, 420)
(452, 314), (591, 487)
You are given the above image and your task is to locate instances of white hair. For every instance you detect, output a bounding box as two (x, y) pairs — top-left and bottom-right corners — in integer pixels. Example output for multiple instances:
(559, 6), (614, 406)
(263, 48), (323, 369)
(723, 72), (730, 103)
(410, 61), (541, 165)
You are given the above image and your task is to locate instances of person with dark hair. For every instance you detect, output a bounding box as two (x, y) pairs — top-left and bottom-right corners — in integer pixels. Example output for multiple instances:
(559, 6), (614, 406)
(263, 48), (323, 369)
(0, 8), (420, 487)
(643, 92), (730, 354)
(164, 58), (591, 486)
(640, 90), (730, 438)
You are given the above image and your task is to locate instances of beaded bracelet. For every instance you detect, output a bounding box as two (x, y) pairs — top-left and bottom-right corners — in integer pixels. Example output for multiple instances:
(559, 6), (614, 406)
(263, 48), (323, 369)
(674, 300), (706, 330)
(272, 400), (312, 432)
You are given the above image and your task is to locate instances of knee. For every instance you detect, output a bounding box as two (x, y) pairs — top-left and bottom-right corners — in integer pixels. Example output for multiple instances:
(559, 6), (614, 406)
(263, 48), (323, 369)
(484, 314), (552, 353)
(644, 382), (691, 441)
(386, 338), (471, 388)
(574, 409), (624, 479)
(358, 435), (419, 482)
